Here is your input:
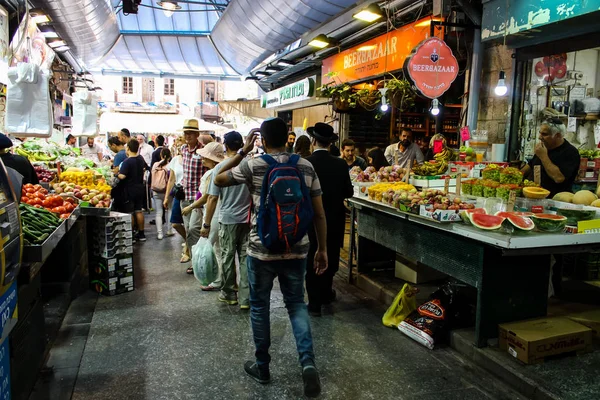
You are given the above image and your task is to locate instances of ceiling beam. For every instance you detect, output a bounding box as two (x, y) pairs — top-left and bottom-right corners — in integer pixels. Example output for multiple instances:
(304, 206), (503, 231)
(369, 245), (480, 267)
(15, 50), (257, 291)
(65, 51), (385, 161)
(120, 30), (211, 36)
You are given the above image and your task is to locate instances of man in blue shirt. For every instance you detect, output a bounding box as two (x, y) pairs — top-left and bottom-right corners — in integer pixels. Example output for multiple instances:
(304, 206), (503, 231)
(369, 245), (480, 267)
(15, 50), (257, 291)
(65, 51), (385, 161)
(108, 136), (127, 169)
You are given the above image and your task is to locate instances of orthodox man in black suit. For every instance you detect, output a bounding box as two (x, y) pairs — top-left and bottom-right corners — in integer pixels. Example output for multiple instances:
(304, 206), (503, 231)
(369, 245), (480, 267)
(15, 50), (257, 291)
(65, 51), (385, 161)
(306, 123), (354, 316)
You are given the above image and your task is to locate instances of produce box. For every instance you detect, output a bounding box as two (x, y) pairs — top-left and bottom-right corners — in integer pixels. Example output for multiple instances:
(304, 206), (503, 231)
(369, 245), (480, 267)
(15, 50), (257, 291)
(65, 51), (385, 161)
(565, 310), (600, 339)
(397, 202), (419, 215)
(93, 234), (133, 250)
(79, 203), (111, 217)
(0, 282), (18, 343)
(499, 317), (592, 364)
(89, 254), (133, 279)
(419, 206), (462, 222)
(91, 228), (133, 244)
(91, 243), (133, 259)
(90, 274), (134, 296)
(0, 339), (11, 400)
(89, 212), (131, 229)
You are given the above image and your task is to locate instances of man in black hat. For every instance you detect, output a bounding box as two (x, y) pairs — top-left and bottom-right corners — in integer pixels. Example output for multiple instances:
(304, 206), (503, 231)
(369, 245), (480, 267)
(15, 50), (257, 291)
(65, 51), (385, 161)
(306, 123), (353, 316)
(0, 133), (38, 185)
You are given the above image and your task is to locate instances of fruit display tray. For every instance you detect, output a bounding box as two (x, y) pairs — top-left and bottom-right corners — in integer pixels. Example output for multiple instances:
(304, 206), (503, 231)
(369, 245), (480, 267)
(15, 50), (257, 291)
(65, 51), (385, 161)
(79, 202), (112, 217)
(22, 219), (68, 263)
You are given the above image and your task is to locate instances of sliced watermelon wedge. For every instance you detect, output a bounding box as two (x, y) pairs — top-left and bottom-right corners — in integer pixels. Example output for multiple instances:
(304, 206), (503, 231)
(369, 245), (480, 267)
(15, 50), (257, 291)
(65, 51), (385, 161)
(495, 211), (534, 218)
(531, 214), (567, 220)
(460, 208), (487, 225)
(531, 214), (568, 232)
(506, 215), (535, 231)
(470, 213), (505, 230)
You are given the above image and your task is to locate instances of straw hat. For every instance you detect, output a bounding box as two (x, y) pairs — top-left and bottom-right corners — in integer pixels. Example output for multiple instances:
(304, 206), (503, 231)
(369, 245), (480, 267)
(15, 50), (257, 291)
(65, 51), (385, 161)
(197, 142), (225, 163)
(178, 118), (201, 132)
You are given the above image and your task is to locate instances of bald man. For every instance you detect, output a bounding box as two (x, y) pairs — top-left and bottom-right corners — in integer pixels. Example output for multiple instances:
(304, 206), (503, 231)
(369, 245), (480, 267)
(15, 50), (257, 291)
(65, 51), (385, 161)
(137, 135), (154, 166)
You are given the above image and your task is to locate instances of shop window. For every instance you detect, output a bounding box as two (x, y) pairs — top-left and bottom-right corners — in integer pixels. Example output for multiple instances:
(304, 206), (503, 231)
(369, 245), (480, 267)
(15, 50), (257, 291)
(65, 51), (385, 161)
(122, 77), (133, 94)
(164, 79), (175, 96)
(204, 81), (215, 102)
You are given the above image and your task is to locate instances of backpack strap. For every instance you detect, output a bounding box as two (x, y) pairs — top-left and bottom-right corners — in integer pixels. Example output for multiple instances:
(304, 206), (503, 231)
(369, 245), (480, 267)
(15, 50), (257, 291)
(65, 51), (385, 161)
(261, 154), (277, 166)
(288, 154), (300, 166)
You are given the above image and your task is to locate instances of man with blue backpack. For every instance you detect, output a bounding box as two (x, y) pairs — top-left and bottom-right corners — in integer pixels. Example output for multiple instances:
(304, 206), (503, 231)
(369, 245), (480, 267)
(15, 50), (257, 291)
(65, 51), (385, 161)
(214, 118), (328, 398)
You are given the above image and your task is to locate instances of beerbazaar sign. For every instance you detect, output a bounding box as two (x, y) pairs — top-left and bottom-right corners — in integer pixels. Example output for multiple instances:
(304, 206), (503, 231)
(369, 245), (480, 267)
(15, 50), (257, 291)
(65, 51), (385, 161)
(321, 17), (438, 83)
(405, 37), (459, 99)
(261, 76), (315, 108)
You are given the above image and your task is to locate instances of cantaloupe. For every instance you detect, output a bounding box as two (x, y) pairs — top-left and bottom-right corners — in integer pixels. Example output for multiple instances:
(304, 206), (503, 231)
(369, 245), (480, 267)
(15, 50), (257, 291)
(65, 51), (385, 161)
(591, 199), (600, 208)
(523, 187), (550, 199)
(572, 190), (598, 206)
(553, 192), (574, 203)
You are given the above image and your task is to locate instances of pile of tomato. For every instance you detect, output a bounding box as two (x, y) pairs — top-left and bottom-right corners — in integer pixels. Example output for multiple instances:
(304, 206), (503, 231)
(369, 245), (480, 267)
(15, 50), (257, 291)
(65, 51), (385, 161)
(21, 183), (77, 219)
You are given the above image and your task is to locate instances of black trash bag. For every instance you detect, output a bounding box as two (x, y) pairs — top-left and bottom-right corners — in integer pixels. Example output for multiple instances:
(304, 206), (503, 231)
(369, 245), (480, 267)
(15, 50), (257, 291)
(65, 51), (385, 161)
(398, 281), (474, 349)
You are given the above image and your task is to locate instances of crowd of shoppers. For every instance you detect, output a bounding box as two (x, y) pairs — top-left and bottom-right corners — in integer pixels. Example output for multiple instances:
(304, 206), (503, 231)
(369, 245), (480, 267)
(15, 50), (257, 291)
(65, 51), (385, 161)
(107, 118), (358, 398)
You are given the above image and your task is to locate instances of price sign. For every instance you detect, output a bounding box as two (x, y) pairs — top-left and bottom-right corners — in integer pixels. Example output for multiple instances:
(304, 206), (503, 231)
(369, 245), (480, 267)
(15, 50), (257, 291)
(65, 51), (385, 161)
(508, 190), (517, 211)
(534, 165), (541, 186)
(455, 175), (461, 195)
(444, 176), (450, 193)
(578, 220), (600, 234)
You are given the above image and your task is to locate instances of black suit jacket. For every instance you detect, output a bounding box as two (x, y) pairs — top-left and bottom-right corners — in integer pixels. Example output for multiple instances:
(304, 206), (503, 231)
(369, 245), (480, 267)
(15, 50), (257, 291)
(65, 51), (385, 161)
(307, 150), (354, 248)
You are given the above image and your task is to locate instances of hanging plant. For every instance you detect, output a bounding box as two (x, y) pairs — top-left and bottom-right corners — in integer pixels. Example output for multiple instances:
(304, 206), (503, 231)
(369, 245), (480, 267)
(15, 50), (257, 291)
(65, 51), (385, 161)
(355, 88), (382, 112)
(318, 71), (361, 113)
(385, 75), (416, 112)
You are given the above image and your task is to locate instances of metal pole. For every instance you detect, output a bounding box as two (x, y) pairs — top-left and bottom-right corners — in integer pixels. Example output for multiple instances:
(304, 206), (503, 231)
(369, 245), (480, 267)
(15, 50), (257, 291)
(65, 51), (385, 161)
(466, 29), (483, 131)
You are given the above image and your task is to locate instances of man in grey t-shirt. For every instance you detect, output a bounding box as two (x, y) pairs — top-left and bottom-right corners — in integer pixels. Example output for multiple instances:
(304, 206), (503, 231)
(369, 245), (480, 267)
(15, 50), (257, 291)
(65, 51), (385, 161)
(384, 128), (424, 169)
(201, 131), (252, 308)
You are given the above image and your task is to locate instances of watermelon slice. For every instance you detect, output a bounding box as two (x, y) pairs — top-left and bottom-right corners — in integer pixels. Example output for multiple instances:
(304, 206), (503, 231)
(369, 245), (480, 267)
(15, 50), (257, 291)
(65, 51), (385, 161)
(506, 215), (535, 231)
(531, 214), (568, 232)
(460, 208), (487, 225)
(495, 211), (534, 218)
(469, 213), (505, 230)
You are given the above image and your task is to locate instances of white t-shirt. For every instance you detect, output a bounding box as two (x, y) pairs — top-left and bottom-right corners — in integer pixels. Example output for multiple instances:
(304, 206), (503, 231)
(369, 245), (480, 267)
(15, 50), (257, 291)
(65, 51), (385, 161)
(168, 155), (184, 185)
(139, 143), (154, 166)
(81, 144), (101, 158)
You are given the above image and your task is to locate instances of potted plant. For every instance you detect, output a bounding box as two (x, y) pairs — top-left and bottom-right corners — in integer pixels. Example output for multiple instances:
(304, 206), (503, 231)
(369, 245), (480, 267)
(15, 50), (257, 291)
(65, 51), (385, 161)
(385, 75), (416, 112)
(318, 72), (361, 113)
(355, 88), (381, 111)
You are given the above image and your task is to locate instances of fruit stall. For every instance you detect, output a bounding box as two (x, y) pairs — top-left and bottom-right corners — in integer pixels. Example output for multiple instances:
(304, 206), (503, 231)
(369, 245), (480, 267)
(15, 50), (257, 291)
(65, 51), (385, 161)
(347, 164), (600, 347)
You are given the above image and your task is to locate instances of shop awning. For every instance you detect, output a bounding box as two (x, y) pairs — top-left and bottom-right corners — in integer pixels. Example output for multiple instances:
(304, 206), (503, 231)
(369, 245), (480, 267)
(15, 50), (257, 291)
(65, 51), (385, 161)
(99, 113), (229, 135)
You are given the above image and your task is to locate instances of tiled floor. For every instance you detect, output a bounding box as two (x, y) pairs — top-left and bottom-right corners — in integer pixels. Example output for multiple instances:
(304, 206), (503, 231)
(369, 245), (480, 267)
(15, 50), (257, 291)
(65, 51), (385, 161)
(30, 228), (523, 400)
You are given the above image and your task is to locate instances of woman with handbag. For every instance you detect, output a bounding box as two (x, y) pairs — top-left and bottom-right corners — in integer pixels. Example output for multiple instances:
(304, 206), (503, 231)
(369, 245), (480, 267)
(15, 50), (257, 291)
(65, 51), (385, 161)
(164, 142), (190, 263)
(151, 148), (173, 240)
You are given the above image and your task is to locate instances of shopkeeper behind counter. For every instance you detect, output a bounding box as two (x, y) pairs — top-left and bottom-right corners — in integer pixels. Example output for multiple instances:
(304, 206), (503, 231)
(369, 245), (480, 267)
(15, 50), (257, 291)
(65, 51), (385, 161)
(384, 128), (424, 169)
(0, 133), (39, 185)
(521, 119), (580, 197)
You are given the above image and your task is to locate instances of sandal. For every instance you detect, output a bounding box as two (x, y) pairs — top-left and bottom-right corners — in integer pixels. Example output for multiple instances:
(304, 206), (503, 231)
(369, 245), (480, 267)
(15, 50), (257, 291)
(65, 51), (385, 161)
(200, 284), (220, 291)
(180, 254), (190, 263)
(186, 267), (194, 275)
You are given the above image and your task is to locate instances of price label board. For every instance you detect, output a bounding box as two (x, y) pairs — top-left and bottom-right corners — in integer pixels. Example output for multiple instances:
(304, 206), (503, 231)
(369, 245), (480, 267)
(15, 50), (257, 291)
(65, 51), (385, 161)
(508, 190), (517, 212)
(578, 220), (600, 235)
(534, 165), (541, 186)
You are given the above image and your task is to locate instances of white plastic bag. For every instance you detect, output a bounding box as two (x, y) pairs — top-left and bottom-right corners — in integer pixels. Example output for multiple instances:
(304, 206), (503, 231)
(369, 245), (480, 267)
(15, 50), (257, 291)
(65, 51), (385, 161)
(5, 62), (53, 137)
(72, 89), (98, 136)
(191, 237), (218, 286)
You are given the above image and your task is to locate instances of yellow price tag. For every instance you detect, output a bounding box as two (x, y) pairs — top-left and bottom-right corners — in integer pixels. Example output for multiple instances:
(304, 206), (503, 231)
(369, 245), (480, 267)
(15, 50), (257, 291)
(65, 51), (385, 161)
(578, 219), (600, 234)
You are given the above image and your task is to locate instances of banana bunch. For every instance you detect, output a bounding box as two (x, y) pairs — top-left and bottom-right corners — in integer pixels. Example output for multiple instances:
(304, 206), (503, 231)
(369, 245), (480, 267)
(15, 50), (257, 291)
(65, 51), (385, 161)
(413, 161), (448, 176)
(434, 147), (453, 162)
(15, 147), (58, 162)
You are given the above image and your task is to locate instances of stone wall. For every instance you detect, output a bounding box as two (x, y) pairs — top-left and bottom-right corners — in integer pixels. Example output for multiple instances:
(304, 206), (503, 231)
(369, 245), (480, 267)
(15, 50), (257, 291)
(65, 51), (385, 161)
(476, 44), (513, 146)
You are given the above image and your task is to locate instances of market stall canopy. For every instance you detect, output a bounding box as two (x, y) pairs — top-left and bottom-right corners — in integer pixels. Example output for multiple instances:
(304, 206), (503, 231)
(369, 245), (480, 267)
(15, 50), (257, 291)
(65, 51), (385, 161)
(92, 0), (238, 79)
(210, 0), (358, 74)
(99, 112), (229, 135)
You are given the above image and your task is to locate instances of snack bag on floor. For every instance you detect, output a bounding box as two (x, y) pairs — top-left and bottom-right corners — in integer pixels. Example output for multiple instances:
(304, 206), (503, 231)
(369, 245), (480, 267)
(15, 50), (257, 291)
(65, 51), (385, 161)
(382, 283), (418, 328)
(191, 237), (218, 286)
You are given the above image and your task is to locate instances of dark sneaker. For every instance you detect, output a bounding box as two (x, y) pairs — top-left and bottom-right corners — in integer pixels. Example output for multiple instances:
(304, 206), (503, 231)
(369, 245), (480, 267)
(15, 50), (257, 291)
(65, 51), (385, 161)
(307, 304), (321, 317)
(244, 361), (270, 384)
(302, 365), (321, 398)
(135, 232), (147, 242)
(218, 294), (238, 306)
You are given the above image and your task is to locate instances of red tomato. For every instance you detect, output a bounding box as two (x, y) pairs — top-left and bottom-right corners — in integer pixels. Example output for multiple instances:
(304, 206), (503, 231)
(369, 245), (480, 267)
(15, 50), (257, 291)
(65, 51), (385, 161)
(55, 206), (66, 214)
(60, 213), (70, 220)
(54, 197), (64, 206)
(40, 188), (48, 195)
(64, 203), (75, 212)
(33, 184), (42, 191)
(42, 199), (52, 208)
(26, 193), (36, 199)
(30, 198), (42, 206)
(34, 192), (46, 200)
(26, 188), (35, 194)
(33, 204), (42, 209)
(21, 196), (29, 203)
(24, 183), (33, 189)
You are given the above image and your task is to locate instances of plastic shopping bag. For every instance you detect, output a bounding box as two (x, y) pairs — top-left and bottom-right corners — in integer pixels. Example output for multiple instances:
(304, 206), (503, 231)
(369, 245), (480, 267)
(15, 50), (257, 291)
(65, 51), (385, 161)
(191, 237), (218, 286)
(72, 89), (99, 136)
(382, 283), (417, 328)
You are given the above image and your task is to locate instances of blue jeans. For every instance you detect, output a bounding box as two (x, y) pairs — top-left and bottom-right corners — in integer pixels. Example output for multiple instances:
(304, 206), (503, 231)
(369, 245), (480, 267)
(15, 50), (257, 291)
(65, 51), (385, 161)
(247, 256), (315, 369)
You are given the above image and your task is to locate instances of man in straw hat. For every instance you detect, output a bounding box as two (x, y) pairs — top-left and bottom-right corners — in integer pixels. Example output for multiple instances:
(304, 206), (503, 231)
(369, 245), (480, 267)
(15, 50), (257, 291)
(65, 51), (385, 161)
(178, 118), (213, 260)
(306, 123), (354, 316)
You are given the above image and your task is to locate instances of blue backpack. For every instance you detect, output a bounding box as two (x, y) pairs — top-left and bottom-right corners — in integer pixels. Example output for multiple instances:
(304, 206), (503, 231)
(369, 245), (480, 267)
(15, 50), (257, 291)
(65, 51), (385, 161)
(257, 154), (314, 252)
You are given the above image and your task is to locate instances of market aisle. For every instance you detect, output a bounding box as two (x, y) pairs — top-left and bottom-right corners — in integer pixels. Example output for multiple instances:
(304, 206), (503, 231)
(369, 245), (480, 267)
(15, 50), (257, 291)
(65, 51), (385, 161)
(60, 228), (518, 400)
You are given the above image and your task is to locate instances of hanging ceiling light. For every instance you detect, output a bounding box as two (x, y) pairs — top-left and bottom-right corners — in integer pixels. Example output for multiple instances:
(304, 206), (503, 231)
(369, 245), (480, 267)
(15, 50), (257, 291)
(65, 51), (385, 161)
(158, 1), (181, 18)
(379, 88), (389, 112)
(494, 71), (508, 96)
(29, 9), (51, 24)
(309, 34), (333, 49)
(430, 99), (440, 116)
(353, 4), (383, 23)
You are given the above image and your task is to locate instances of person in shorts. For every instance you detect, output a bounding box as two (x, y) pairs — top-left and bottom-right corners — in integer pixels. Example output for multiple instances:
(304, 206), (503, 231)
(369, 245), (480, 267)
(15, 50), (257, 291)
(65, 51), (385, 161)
(116, 138), (149, 241)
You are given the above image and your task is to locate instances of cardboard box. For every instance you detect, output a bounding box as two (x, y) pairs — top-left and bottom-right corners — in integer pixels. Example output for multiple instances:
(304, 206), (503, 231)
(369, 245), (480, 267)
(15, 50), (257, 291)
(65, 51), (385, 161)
(90, 274), (134, 296)
(419, 205), (462, 222)
(499, 317), (592, 364)
(566, 310), (600, 339)
(395, 255), (446, 284)
(91, 244), (133, 259)
(89, 255), (134, 279)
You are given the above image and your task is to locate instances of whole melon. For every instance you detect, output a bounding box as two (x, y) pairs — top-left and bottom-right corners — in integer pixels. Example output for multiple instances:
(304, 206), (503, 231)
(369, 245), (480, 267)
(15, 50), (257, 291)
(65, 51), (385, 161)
(572, 190), (598, 206)
(553, 192), (574, 203)
(591, 199), (600, 208)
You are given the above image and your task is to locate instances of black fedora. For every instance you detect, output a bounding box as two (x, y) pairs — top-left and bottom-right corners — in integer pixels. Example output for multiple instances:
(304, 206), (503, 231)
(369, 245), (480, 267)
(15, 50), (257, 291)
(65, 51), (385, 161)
(307, 123), (338, 143)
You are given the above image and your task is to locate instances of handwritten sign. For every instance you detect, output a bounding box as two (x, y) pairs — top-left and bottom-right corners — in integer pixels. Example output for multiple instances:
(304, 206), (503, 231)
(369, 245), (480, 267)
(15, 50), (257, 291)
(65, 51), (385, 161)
(534, 165), (541, 186)
(444, 176), (450, 193)
(508, 190), (517, 212)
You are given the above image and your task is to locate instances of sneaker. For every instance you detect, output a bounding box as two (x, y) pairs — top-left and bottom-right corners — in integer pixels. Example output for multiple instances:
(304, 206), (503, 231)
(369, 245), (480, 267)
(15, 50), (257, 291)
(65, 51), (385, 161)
(157, 233), (164, 240)
(240, 304), (250, 310)
(135, 232), (147, 242)
(166, 231), (175, 237)
(302, 365), (321, 398)
(307, 305), (322, 317)
(218, 294), (238, 306)
(150, 220), (156, 225)
(244, 361), (270, 384)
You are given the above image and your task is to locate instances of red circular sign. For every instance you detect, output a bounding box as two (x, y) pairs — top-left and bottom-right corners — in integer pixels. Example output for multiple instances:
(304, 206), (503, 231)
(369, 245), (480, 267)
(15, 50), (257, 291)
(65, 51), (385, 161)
(406, 37), (459, 99)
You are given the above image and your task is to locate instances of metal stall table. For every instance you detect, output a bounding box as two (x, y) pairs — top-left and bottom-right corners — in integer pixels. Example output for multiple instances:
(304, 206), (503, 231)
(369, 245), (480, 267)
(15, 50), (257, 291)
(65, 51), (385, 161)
(347, 197), (600, 347)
